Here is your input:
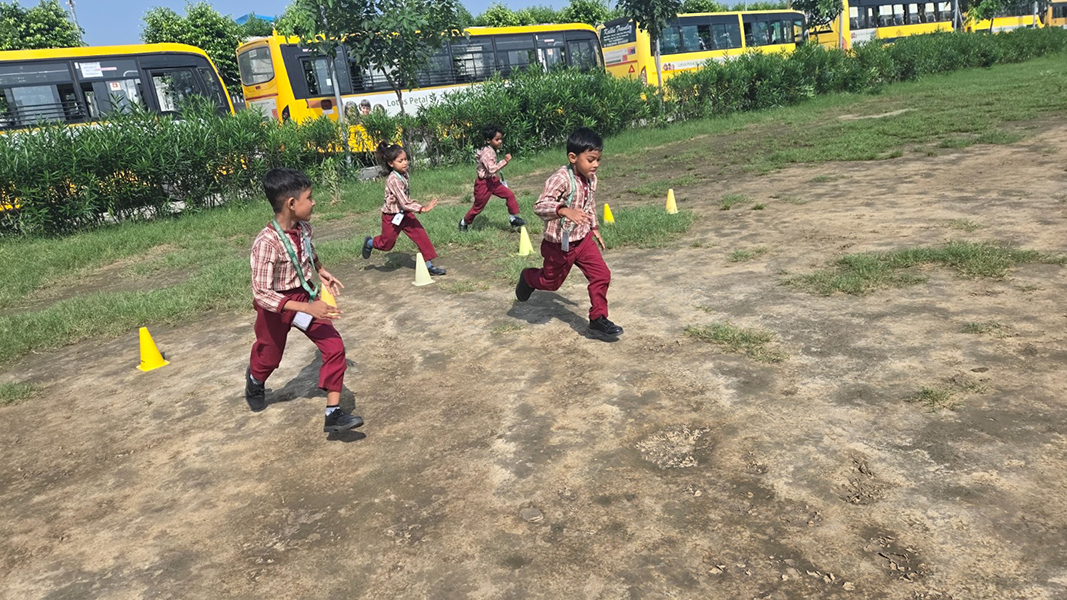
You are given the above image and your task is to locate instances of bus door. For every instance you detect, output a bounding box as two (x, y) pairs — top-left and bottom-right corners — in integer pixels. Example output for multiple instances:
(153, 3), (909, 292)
(73, 57), (143, 119)
(564, 33), (601, 70)
(535, 34), (566, 69)
(140, 54), (230, 115)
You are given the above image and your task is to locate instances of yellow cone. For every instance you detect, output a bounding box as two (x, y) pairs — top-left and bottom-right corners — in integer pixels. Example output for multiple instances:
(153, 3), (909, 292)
(603, 203), (615, 224)
(517, 226), (534, 256)
(319, 284), (337, 307)
(666, 188), (678, 214)
(137, 327), (169, 372)
(413, 251), (435, 286)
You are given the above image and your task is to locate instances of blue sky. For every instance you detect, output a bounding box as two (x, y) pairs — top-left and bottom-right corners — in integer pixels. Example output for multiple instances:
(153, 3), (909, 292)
(78, 0), (571, 46)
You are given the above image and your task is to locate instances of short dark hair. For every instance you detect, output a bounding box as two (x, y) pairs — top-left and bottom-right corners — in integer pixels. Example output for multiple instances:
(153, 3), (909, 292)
(567, 128), (603, 155)
(483, 124), (503, 141)
(262, 168), (312, 213)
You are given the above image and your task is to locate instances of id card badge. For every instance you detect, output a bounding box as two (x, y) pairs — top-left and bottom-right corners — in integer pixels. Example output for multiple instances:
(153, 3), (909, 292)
(292, 311), (313, 331)
(501, 180), (508, 188)
(391, 212), (405, 226)
(561, 229), (570, 252)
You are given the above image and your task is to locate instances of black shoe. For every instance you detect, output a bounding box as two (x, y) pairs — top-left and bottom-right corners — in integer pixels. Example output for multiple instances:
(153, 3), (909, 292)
(427, 264), (446, 276)
(515, 276), (534, 302)
(590, 316), (623, 337)
(361, 236), (373, 260)
(509, 216), (526, 228)
(324, 408), (364, 433)
(458, 219), (468, 232)
(244, 366), (266, 412)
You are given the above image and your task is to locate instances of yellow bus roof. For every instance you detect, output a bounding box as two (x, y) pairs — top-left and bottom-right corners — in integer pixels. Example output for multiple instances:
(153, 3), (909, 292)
(0, 42), (213, 62)
(237, 23), (599, 52)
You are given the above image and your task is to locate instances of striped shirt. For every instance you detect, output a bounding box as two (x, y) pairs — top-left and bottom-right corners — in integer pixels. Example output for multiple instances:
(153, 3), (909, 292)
(476, 146), (508, 180)
(533, 166), (599, 245)
(250, 220), (317, 312)
(381, 170), (423, 214)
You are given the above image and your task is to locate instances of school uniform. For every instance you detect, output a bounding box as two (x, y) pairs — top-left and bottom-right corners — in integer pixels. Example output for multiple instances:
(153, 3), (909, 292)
(521, 166), (611, 321)
(371, 170), (438, 260)
(249, 220), (346, 392)
(464, 145), (519, 224)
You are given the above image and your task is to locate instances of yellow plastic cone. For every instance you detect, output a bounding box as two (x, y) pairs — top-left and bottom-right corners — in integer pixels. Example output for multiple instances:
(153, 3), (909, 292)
(319, 284), (337, 307)
(137, 327), (169, 372)
(517, 226), (534, 256)
(666, 188), (678, 214)
(603, 203), (615, 224)
(413, 251), (435, 286)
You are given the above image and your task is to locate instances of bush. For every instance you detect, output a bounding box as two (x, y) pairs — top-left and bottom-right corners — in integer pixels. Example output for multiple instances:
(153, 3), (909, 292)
(0, 98), (347, 235)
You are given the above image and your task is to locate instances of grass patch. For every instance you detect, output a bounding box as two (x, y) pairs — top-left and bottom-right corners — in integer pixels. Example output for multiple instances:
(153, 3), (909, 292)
(911, 386), (957, 411)
(939, 137), (974, 149)
(728, 246), (770, 262)
(808, 174), (844, 183)
(751, 203), (765, 210)
(440, 280), (490, 294)
(943, 219), (982, 232)
(491, 323), (525, 335)
(0, 382), (40, 405)
(626, 175), (696, 197)
(684, 322), (787, 363)
(787, 241), (1066, 295)
(975, 130), (1024, 145)
(962, 320), (1003, 334)
(720, 194), (749, 210)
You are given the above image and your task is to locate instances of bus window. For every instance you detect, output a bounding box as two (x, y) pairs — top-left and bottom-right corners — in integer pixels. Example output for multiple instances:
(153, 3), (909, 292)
(494, 34), (537, 75)
(680, 24), (705, 52)
(0, 61), (82, 127)
(792, 19), (806, 42)
(149, 69), (199, 113)
(744, 21), (771, 46)
(301, 57), (334, 96)
(660, 26), (683, 54)
(238, 46), (274, 85)
(712, 22), (741, 49)
(81, 79), (142, 118)
(418, 44), (456, 86)
(850, 6), (860, 29)
(452, 38), (494, 82)
(769, 20), (787, 44)
(937, 1), (952, 20)
(536, 35), (566, 69)
(893, 4), (906, 25)
(567, 37), (599, 69)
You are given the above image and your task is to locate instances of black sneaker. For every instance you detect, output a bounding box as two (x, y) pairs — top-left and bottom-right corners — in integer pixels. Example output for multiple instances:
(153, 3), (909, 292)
(324, 408), (364, 433)
(515, 275), (534, 302)
(590, 316), (624, 337)
(244, 366), (266, 412)
(509, 216), (526, 228)
(458, 219), (468, 232)
(427, 264), (446, 276)
(361, 236), (373, 260)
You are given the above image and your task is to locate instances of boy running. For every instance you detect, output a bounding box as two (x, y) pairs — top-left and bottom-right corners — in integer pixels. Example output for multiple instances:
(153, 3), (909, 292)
(515, 128), (623, 338)
(245, 168), (363, 433)
(459, 124), (525, 232)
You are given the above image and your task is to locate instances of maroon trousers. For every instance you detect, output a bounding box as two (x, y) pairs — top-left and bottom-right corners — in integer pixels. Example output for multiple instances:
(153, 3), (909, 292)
(522, 235), (611, 320)
(249, 289), (346, 393)
(373, 212), (437, 261)
(465, 178), (519, 224)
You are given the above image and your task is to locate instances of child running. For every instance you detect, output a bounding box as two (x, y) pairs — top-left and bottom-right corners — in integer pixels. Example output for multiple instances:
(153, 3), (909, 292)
(245, 168), (364, 433)
(361, 143), (446, 276)
(515, 128), (623, 338)
(459, 124), (525, 232)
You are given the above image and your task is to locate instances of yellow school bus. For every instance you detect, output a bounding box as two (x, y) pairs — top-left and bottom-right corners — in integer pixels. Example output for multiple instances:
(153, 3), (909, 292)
(0, 43), (232, 130)
(599, 11), (807, 86)
(966, 10), (1042, 33)
(236, 23), (603, 128)
(845, 0), (955, 45)
(1045, 1), (1067, 28)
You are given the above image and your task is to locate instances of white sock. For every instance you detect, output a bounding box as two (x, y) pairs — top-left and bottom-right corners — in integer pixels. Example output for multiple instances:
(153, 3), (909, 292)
(326, 406), (341, 415)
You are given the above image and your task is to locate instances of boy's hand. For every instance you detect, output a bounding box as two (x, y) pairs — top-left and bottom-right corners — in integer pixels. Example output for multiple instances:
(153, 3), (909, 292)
(306, 300), (341, 321)
(593, 230), (606, 250)
(318, 268), (343, 295)
(559, 207), (592, 226)
(504, 153), (512, 162)
(422, 198), (438, 213)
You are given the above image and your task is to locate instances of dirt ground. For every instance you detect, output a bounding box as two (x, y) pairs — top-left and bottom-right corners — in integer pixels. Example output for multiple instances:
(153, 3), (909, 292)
(2, 119), (1066, 600)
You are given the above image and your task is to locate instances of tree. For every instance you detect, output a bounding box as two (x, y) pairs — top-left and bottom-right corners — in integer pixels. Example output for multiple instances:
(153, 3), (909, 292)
(454, 4), (476, 28)
(360, 0), (462, 116)
(142, 3), (244, 92)
(792, 0), (842, 27)
(616, 0), (682, 90)
(516, 5), (561, 24)
(0, 0), (82, 51)
(475, 2), (521, 26)
(679, 0), (728, 12)
(240, 14), (276, 38)
(559, 0), (612, 25)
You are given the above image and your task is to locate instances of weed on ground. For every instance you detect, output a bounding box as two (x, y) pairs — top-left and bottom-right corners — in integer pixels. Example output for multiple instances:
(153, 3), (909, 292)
(728, 246), (770, 262)
(0, 382), (41, 406)
(684, 322), (787, 363)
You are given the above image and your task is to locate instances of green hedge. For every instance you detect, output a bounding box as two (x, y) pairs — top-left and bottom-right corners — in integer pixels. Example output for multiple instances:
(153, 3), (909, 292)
(666, 28), (1067, 119)
(2, 26), (1066, 235)
(0, 99), (347, 235)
